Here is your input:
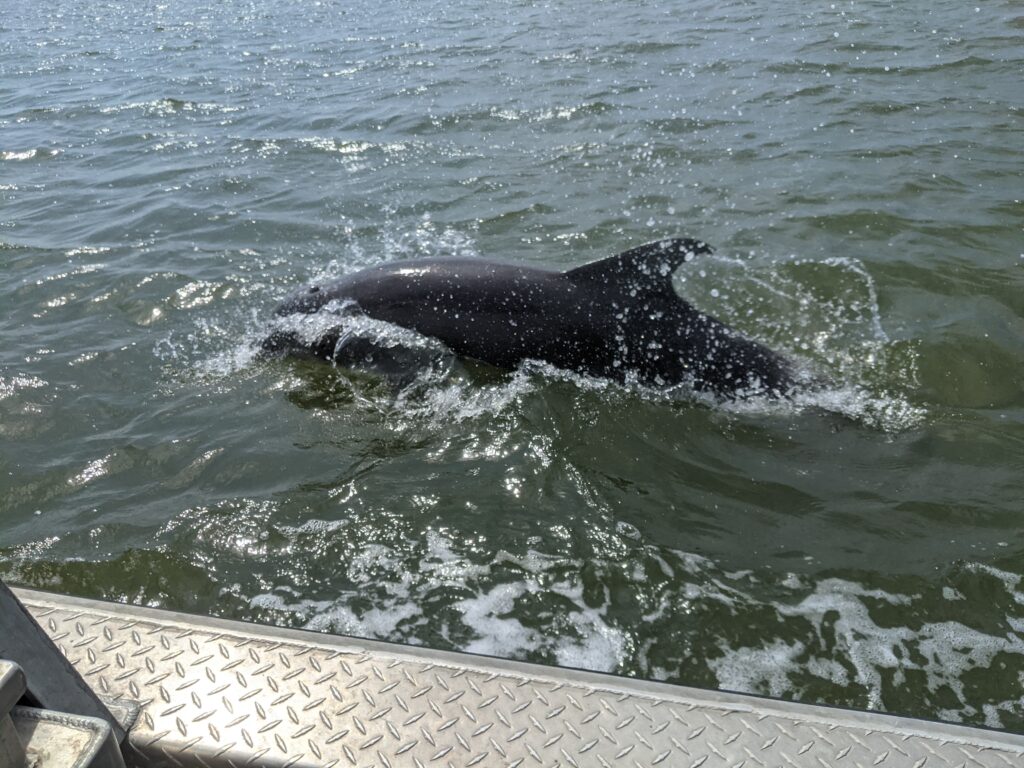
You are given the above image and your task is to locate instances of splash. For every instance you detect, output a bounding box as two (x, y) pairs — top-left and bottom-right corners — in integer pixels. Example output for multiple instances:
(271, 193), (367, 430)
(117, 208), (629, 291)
(165, 236), (925, 433)
(676, 251), (926, 431)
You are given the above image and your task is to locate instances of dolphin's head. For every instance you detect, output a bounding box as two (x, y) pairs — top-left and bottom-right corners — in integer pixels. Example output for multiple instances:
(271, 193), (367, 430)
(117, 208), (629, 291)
(276, 283), (332, 316)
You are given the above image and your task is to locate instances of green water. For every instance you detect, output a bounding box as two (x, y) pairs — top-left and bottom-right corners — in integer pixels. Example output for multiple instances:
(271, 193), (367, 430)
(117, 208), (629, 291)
(2, 0), (1023, 731)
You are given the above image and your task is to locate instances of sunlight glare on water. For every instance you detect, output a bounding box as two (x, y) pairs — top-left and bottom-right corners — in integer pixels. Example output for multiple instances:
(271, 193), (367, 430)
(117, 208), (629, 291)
(2, 0), (1023, 732)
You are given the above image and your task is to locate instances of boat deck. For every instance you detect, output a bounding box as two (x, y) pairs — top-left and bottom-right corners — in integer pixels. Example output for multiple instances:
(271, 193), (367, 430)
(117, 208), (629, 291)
(15, 587), (1024, 768)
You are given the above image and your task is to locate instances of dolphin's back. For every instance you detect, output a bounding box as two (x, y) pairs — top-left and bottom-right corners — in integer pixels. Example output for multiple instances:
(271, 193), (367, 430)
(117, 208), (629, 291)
(271, 240), (797, 396)
(278, 259), (616, 372)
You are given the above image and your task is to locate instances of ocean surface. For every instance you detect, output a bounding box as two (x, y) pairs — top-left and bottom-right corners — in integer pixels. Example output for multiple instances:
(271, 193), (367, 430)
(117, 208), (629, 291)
(2, 0), (1023, 732)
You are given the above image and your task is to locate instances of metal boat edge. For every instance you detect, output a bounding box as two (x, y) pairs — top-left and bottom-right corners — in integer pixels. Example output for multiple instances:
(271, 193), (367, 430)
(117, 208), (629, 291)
(6, 585), (1024, 767)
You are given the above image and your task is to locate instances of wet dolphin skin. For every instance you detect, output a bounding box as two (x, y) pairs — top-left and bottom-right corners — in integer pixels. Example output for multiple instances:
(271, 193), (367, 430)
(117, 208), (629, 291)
(270, 238), (795, 397)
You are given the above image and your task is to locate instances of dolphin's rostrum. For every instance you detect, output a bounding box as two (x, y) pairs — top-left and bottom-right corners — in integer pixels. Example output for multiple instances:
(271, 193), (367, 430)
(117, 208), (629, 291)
(267, 238), (796, 397)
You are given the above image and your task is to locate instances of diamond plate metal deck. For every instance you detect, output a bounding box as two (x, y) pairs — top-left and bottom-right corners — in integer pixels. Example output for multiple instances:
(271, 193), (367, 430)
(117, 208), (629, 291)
(15, 587), (1024, 768)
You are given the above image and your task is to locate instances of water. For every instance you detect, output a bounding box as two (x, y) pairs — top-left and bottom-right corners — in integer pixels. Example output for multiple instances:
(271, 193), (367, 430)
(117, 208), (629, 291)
(2, 0), (1023, 732)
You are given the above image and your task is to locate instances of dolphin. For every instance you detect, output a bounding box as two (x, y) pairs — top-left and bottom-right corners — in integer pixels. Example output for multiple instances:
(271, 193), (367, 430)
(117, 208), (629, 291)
(266, 238), (796, 397)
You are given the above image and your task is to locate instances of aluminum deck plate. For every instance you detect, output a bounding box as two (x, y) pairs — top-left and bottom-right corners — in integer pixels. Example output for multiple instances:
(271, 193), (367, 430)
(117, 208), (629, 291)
(15, 587), (1024, 768)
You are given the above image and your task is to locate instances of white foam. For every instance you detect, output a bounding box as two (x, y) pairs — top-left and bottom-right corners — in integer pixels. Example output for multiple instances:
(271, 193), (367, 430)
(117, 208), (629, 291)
(493, 548), (578, 575)
(457, 581), (539, 658)
(554, 619), (627, 671)
(305, 600), (421, 638)
(549, 581), (627, 672)
(966, 562), (1024, 603)
(793, 383), (927, 432)
(252, 528), (630, 673)
(711, 639), (808, 699)
(421, 528), (491, 584)
(2, 149), (47, 161)
(238, 528), (1024, 727)
(453, 577), (627, 673)
(247, 537), (423, 641)
(707, 575), (1024, 720)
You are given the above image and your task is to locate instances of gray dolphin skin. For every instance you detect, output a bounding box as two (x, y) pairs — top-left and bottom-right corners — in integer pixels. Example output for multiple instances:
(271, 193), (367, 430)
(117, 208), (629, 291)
(267, 238), (796, 397)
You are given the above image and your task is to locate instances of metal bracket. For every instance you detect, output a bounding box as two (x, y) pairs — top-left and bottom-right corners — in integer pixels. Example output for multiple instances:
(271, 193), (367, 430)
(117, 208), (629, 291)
(0, 580), (125, 745)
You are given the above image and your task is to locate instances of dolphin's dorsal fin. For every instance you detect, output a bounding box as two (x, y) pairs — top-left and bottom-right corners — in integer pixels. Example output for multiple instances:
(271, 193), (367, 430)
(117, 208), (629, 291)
(566, 238), (712, 294)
